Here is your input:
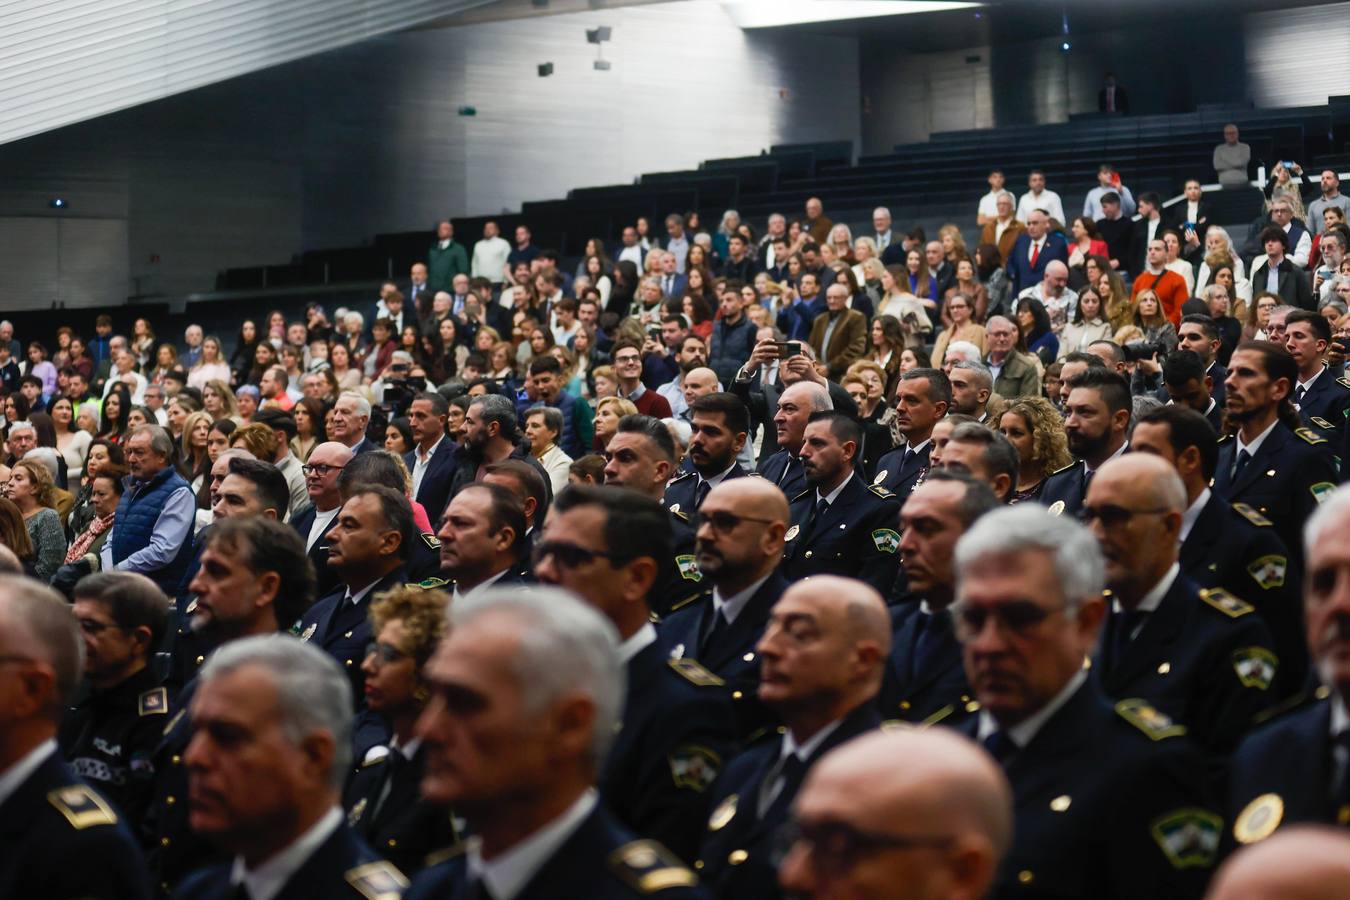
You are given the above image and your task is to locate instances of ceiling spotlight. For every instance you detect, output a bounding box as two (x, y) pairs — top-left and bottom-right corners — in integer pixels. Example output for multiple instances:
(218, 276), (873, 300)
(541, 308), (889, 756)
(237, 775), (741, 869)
(586, 26), (611, 44)
(1060, 41), (1071, 51)
(537, 62), (554, 77)
(49, 198), (67, 209)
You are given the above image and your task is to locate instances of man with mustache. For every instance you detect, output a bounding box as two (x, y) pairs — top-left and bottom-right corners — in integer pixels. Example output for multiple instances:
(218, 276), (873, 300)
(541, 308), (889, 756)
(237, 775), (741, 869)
(663, 393), (751, 516)
(1038, 367), (1131, 519)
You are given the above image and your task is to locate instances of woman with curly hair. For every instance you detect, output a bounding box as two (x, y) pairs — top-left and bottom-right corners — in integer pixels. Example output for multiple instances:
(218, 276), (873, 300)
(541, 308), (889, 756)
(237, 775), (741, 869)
(998, 397), (1073, 503)
(7, 457), (67, 580)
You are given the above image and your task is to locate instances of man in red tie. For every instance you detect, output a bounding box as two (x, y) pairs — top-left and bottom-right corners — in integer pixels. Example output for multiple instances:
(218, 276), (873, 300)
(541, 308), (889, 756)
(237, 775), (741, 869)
(1005, 209), (1068, 296)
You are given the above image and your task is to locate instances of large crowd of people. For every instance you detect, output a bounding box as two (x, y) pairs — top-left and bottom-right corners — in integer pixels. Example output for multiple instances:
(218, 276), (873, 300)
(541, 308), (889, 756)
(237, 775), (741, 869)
(4, 124), (1350, 900)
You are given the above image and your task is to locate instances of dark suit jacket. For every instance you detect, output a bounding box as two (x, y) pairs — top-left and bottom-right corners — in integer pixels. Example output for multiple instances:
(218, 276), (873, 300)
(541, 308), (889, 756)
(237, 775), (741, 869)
(1004, 232), (1069, 296)
(1228, 696), (1339, 844)
(1129, 218), (1168, 275)
(808, 308), (868, 379)
(344, 745), (460, 878)
(404, 438), (459, 526)
(657, 272), (688, 301)
(291, 503), (343, 598)
(1095, 216), (1134, 270)
(872, 441), (931, 506)
(1098, 85), (1129, 113)
(878, 602), (972, 726)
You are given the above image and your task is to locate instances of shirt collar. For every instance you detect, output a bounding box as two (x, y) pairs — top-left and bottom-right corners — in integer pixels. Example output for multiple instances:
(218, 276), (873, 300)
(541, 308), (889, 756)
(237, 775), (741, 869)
(900, 437), (931, 454)
(345, 581), (381, 607)
(815, 473), (854, 507)
(1236, 417), (1280, 458)
(0, 738), (56, 809)
(452, 568), (512, 604)
(1332, 694), (1349, 738)
(712, 572), (774, 625)
(781, 717), (845, 763)
(468, 789), (598, 900)
(231, 806), (343, 900)
(978, 669), (1088, 748)
(1115, 562), (1180, 615)
(626, 383), (647, 402)
(1086, 440), (1129, 474)
(1180, 488), (1211, 543)
(1299, 366), (1326, 392)
(618, 622), (657, 664)
(419, 434), (447, 460)
(699, 462), (738, 491)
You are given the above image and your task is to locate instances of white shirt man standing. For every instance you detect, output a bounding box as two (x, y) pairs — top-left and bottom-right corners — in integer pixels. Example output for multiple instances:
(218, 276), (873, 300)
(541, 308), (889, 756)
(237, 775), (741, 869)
(1016, 170), (1066, 226)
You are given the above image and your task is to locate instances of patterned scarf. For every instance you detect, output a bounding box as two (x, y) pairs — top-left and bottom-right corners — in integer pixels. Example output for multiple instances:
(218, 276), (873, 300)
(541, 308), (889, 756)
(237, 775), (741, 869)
(65, 512), (113, 564)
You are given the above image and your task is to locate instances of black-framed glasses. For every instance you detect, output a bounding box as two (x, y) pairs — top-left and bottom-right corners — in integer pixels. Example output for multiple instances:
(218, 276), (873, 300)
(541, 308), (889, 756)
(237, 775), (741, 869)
(77, 618), (126, 637)
(772, 820), (953, 875)
(949, 600), (1062, 641)
(1076, 504), (1169, 528)
(530, 540), (619, 570)
(364, 642), (409, 666)
(301, 464), (346, 477)
(691, 510), (776, 534)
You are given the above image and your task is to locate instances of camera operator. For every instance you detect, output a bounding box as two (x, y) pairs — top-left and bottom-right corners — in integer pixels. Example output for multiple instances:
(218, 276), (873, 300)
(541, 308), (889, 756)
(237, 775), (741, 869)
(371, 350), (427, 420)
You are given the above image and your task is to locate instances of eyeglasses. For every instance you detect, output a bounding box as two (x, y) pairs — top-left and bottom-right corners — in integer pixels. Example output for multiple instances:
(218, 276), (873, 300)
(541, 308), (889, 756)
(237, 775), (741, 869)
(949, 600), (1063, 641)
(691, 511), (776, 534)
(77, 618), (126, 636)
(531, 540), (620, 570)
(364, 642), (409, 666)
(1077, 504), (1169, 529)
(301, 464), (346, 477)
(772, 820), (953, 876)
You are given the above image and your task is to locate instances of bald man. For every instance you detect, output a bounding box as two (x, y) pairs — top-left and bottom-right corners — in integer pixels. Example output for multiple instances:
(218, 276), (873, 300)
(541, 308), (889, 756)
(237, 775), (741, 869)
(779, 729), (1012, 900)
(290, 441), (357, 597)
(662, 477), (791, 737)
(756, 381), (832, 498)
(1086, 454), (1277, 761)
(1208, 827), (1350, 900)
(697, 577), (889, 900)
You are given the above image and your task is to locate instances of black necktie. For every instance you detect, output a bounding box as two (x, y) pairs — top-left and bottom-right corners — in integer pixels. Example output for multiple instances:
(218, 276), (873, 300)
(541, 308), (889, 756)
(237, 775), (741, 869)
(758, 753), (809, 817)
(1108, 608), (1147, 670)
(1296, 384), (1307, 405)
(804, 497), (830, 542)
(1232, 449), (1252, 482)
(910, 608), (952, 682)
(902, 447), (916, 469)
(695, 479), (711, 510)
(699, 608), (729, 657)
(983, 730), (1018, 764)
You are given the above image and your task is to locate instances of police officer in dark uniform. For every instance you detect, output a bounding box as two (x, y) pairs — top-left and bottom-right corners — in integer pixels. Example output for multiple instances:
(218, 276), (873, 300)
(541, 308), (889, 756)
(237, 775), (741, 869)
(295, 485), (414, 702)
(145, 518), (316, 895)
(950, 506), (1219, 898)
(663, 393), (752, 516)
(1161, 349), (1225, 433)
(409, 587), (706, 899)
(1227, 484), (1350, 848)
(60, 572), (172, 823)
(1156, 314), (1228, 408)
(1037, 368), (1131, 519)
(1285, 310), (1350, 445)
(1133, 405), (1308, 696)
(755, 381), (833, 500)
(1215, 341), (1338, 568)
(662, 477), (791, 739)
(535, 486), (737, 863)
(337, 451), (445, 583)
(697, 577), (888, 900)
(604, 414), (707, 616)
(1085, 454), (1277, 761)
(879, 472), (998, 725)
(781, 411), (901, 595)
(0, 575), (153, 900)
(873, 368), (948, 502)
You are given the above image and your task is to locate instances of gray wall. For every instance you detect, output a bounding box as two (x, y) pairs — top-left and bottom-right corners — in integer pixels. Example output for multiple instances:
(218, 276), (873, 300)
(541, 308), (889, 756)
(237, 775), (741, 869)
(1245, 1), (1350, 108)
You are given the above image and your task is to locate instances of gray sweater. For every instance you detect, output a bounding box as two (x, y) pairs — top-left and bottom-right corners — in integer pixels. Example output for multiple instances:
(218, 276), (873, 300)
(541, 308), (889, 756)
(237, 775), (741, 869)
(26, 507), (68, 582)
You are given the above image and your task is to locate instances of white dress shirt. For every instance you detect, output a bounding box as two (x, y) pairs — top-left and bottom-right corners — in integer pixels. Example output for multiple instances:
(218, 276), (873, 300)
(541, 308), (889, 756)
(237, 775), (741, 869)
(411, 434), (447, 498)
(1179, 488), (1211, 543)
(468, 789), (599, 900)
(711, 571), (774, 626)
(1235, 418), (1279, 462)
(1016, 189), (1066, 226)
(306, 505), (340, 552)
(230, 806), (343, 900)
(0, 738), (56, 808)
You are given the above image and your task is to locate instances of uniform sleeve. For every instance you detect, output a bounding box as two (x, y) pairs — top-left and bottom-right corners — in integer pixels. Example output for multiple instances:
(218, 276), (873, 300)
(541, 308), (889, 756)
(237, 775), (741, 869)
(856, 498), (903, 595)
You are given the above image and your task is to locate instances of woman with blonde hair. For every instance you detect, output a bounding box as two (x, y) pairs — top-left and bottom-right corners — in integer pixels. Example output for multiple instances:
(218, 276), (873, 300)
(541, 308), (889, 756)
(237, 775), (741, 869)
(876, 265), (933, 345)
(593, 396), (638, 451)
(6, 457), (67, 580)
(591, 365), (618, 404)
(188, 335), (232, 390)
(1095, 267), (1134, 332)
(828, 223), (855, 264)
(999, 397), (1073, 503)
(201, 379), (240, 423)
(938, 223), (971, 266)
(179, 410), (213, 495)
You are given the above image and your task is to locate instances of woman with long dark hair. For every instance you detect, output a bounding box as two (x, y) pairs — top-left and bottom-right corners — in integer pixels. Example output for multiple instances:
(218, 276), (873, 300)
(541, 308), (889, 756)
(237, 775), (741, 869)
(1017, 298), (1059, 365)
(99, 383), (133, 443)
(230, 320), (260, 386)
(291, 397), (327, 462)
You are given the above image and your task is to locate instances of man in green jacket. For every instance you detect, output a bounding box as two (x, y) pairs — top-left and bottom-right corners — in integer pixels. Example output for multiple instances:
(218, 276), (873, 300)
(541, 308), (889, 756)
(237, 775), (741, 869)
(427, 219), (470, 293)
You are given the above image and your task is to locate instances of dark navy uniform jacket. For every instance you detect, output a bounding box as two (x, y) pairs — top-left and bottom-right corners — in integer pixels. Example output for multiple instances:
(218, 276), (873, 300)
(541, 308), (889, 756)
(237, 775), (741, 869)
(296, 567), (409, 702)
(1179, 492), (1307, 697)
(650, 509), (706, 619)
(954, 680), (1218, 899)
(1036, 459), (1091, 518)
(172, 820), (405, 900)
(780, 475), (901, 595)
(871, 440), (931, 506)
(343, 742), (460, 879)
(600, 638), (737, 863)
(1294, 368), (1350, 444)
(406, 803), (707, 899)
(877, 601), (975, 728)
(662, 464), (750, 516)
(0, 748), (152, 900)
(1093, 574), (1277, 760)
(696, 703), (880, 900)
(146, 677), (221, 894)
(756, 449), (807, 500)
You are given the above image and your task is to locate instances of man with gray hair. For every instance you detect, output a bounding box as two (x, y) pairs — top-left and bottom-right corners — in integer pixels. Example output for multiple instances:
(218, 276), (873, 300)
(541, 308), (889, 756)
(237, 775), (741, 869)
(101, 424), (196, 595)
(948, 359), (995, 421)
(1085, 454), (1277, 760)
(941, 340), (984, 370)
(0, 576), (153, 898)
(445, 393), (551, 509)
(950, 504), (1218, 896)
(329, 391), (376, 455)
(176, 635), (405, 899)
(3, 417), (36, 465)
(408, 587), (703, 898)
(757, 380), (832, 498)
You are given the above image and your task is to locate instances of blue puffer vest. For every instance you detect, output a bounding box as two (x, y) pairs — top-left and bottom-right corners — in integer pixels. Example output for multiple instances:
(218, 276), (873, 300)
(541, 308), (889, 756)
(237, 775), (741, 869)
(111, 465), (194, 594)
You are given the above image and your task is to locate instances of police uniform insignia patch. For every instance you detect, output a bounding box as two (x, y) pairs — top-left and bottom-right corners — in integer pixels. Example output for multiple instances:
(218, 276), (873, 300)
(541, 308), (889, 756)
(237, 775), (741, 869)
(138, 687), (168, 716)
(675, 554), (702, 582)
(1295, 427), (1327, 445)
(1311, 481), (1336, 504)
(47, 785), (118, 829)
(420, 532), (441, 550)
(784, 524), (800, 542)
(1115, 698), (1187, 740)
(1150, 809), (1221, 869)
(344, 861), (408, 900)
(871, 529), (900, 554)
(416, 576), (449, 590)
(1232, 503), (1272, 527)
(708, 793), (738, 831)
(1339, 377), (1350, 390)
(1199, 587), (1253, 618)
(667, 503), (681, 515)
(1047, 500), (1065, 516)
(1246, 554), (1287, 590)
(300, 623), (317, 642)
(1231, 647), (1278, 690)
(873, 469), (888, 485)
(1311, 416), (1335, 429)
(868, 483), (895, 499)
(609, 841), (698, 893)
(669, 745), (721, 792)
(347, 797), (368, 825)
(668, 658), (724, 686)
(1233, 793), (1284, 844)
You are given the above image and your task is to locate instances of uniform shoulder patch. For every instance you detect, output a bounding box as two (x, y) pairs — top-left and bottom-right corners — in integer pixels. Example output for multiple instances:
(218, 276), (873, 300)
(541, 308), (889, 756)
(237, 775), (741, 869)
(420, 532), (441, 550)
(867, 483), (895, 499)
(1295, 427), (1327, 445)
(1151, 809), (1222, 869)
(609, 840), (698, 893)
(1339, 376), (1350, 390)
(1115, 698), (1187, 740)
(1232, 646), (1278, 691)
(344, 861), (409, 900)
(1232, 503), (1272, 527)
(415, 577), (449, 590)
(871, 528), (900, 554)
(138, 686), (169, 717)
(675, 554), (702, 582)
(1311, 482), (1337, 505)
(1200, 587), (1254, 618)
(668, 657), (724, 687)
(668, 744), (722, 792)
(1246, 554), (1287, 590)
(47, 784), (118, 829)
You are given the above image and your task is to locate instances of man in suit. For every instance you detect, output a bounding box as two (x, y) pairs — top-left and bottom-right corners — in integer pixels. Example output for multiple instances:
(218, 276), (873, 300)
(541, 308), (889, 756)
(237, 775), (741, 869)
(408, 588), (704, 899)
(295, 485), (413, 701)
(435, 483), (528, 602)
(979, 192), (1025, 264)
(880, 472), (997, 723)
(808, 283), (868, 380)
(290, 442), (354, 598)
(874, 367), (948, 502)
(663, 392), (751, 515)
(403, 262), (433, 316)
(952, 505), (1219, 897)
(426, 220), (469, 294)
(1039, 368), (1131, 518)
(658, 251), (688, 302)
(329, 391), (378, 455)
(1098, 72), (1129, 114)
(926, 240), (956, 302)
(984, 317), (1042, 400)
(0, 577), (153, 900)
(534, 487), (736, 864)
(1004, 209), (1068, 297)
(404, 391), (456, 525)
(696, 576), (888, 900)
(1131, 406), (1306, 698)
(174, 635), (406, 900)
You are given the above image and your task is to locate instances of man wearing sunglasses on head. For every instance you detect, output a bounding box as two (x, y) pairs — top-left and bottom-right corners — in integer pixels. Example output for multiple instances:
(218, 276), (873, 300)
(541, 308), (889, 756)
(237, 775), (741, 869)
(534, 485), (736, 864)
(950, 504), (1218, 897)
(1084, 453), (1277, 766)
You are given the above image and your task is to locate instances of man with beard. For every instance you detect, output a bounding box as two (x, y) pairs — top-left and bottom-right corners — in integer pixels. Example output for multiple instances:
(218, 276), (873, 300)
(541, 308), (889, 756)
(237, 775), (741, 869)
(664, 393), (751, 515)
(874, 368), (949, 502)
(145, 518), (316, 892)
(445, 393), (552, 509)
(1038, 368), (1131, 518)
